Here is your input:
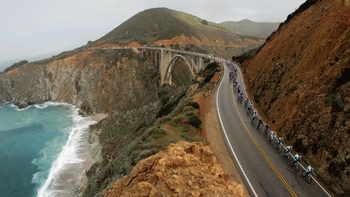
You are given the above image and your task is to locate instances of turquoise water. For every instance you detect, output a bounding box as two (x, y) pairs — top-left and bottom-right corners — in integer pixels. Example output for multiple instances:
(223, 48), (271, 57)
(0, 102), (96, 197)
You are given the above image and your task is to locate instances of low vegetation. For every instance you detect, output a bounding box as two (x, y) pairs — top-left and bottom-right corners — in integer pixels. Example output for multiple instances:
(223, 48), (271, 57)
(83, 59), (220, 196)
(4, 60), (28, 72)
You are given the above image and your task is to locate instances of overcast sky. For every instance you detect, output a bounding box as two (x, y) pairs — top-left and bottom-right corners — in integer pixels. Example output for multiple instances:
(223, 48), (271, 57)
(0, 0), (305, 70)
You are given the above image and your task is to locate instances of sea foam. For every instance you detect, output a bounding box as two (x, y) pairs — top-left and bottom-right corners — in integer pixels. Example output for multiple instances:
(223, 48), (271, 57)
(34, 104), (96, 197)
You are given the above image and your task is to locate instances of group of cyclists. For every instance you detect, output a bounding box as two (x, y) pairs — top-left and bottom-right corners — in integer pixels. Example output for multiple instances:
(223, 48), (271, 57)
(227, 62), (315, 183)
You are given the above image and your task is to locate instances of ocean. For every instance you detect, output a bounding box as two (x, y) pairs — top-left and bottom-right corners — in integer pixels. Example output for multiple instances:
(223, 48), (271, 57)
(0, 102), (96, 197)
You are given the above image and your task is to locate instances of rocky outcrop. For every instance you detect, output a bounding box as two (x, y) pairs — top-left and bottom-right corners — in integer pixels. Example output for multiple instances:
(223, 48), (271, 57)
(101, 141), (245, 197)
(242, 0), (350, 195)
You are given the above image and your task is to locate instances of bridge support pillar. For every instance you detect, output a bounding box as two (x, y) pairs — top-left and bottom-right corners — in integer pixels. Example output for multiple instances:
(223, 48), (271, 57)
(197, 57), (204, 71)
(160, 49), (172, 85)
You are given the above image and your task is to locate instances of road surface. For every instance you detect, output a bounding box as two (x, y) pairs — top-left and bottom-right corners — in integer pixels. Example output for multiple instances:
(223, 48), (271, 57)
(216, 61), (331, 197)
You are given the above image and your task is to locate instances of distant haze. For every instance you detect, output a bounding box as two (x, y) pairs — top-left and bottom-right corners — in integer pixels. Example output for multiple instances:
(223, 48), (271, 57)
(220, 20), (280, 39)
(0, 0), (306, 71)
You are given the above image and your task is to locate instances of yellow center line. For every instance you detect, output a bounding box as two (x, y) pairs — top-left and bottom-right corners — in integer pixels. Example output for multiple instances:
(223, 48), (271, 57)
(232, 99), (298, 197)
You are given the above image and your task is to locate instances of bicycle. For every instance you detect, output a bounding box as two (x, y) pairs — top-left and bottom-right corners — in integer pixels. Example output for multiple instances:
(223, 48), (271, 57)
(274, 137), (283, 150)
(278, 143), (284, 154)
(257, 119), (263, 131)
(267, 131), (276, 143)
(237, 94), (243, 103)
(264, 125), (270, 136)
(282, 146), (292, 158)
(251, 116), (257, 126)
(244, 99), (249, 109)
(302, 166), (314, 184)
(257, 123), (264, 133)
(290, 154), (301, 172)
(247, 107), (252, 116)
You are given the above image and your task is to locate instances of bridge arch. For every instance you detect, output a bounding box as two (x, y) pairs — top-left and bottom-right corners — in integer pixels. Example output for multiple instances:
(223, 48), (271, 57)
(163, 54), (197, 85)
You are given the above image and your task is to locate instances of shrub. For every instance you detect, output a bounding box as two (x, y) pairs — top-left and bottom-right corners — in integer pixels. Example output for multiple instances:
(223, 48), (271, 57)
(5, 60), (28, 72)
(187, 101), (200, 109)
(181, 132), (204, 142)
(161, 137), (178, 149)
(150, 127), (167, 139)
(136, 149), (156, 161)
(142, 140), (156, 149)
(188, 115), (202, 128)
(289, 85), (297, 93)
(201, 20), (208, 25)
(326, 94), (344, 112)
(254, 94), (261, 104)
(271, 90), (280, 103)
(182, 106), (195, 113)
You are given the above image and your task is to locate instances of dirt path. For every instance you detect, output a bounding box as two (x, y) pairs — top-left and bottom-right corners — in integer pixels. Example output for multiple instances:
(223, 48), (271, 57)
(194, 91), (250, 197)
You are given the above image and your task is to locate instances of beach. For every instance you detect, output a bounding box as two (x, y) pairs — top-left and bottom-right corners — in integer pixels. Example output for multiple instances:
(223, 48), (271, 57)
(72, 113), (108, 197)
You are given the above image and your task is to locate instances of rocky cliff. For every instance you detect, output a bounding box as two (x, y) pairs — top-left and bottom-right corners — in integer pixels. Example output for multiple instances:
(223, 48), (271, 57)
(241, 0), (350, 196)
(101, 141), (245, 197)
(0, 48), (161, 113)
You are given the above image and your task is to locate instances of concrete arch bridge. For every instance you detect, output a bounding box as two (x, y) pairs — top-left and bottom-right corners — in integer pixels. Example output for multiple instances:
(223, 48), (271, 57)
(137, 47), (209, 85)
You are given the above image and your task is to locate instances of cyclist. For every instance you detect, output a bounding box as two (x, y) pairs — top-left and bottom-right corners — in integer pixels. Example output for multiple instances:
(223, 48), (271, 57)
(233, 81), (237, 90)
(244, 97), (249, 108)
(269, 130), (276, 141)
(284, 145), (293, 157)
(247, 101), (253, 114)
(238, 92), (244, 103)
(248, 101), (253, 110)
(265, 124), (270, 134)
(292, 153), (301, 165)
(276, 137), (283, 147)
(251, 111), (257, 123)
(257, 118), (263, 130)
(305, 165), (314, 177)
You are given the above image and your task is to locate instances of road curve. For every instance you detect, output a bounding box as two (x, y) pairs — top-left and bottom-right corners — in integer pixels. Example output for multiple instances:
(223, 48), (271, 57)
(215, 61), (330, 197)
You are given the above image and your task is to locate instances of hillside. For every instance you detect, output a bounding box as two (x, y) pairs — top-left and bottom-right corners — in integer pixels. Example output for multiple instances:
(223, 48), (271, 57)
(90, 7), (264, 59)
(241, 0), (350, 196)
(220, 19), (280, 39)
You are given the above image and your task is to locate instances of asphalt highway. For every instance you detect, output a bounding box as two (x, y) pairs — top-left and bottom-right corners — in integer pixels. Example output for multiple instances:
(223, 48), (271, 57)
(215, 61), (331, 197)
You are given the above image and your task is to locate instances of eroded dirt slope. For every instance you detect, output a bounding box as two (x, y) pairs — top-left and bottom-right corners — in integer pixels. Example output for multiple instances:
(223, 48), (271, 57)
(242, 0), (350, 196)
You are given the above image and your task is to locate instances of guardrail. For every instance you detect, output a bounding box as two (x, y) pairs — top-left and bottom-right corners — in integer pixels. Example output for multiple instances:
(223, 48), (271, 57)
(204, 59), (225, 98)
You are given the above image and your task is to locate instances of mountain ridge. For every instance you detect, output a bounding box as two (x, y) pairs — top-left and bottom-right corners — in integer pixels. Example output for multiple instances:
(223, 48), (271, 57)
(88, 7), (264, 59)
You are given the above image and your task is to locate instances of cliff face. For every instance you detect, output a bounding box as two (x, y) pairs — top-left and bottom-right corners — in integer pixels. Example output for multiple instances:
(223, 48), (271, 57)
(0, 48), (161, 113)
(101, 141), (245, 197)
(242, 0), (350, 195)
